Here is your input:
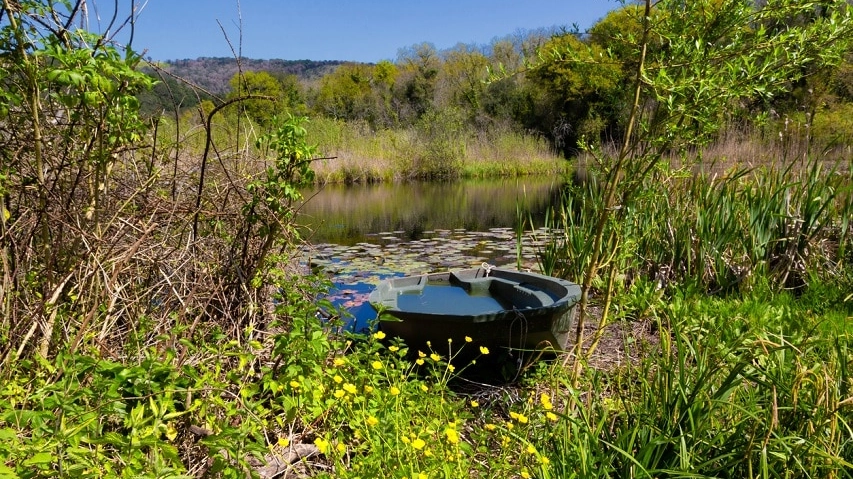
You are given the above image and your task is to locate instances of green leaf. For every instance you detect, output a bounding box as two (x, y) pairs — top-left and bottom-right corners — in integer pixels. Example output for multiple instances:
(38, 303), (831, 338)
(23, 452), (53, 466)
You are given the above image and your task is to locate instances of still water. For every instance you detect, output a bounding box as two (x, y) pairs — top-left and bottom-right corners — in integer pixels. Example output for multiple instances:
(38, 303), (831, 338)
(296, 177), (564, 331)
(297, 178), (561, 245)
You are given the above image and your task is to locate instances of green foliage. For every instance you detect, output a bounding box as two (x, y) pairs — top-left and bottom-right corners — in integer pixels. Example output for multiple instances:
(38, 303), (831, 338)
(230, 115), (318, 294)
(410, 107), (467, 179)
(0, 1), (154, 358)
(529, 34), (624, 153)
(227, 70), (283, 126)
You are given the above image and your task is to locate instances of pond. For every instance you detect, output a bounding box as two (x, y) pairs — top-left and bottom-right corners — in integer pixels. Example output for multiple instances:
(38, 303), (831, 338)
(296, 177), (565, 331)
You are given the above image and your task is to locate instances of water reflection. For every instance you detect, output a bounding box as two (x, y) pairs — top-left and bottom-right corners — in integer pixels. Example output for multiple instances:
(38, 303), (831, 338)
(297, 178), (565, 333)
(297, 178), (561, 245)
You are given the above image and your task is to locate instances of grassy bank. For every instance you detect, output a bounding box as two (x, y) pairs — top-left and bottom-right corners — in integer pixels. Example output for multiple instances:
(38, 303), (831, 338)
(152, 113), (567, 185)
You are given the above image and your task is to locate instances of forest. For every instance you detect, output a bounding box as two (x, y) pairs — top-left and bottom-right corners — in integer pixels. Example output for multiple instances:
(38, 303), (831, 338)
(141, 7), (853, 167)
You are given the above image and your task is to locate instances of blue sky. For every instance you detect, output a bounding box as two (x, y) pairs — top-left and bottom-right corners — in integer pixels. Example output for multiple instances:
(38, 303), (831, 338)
(119, 0), (622, 62)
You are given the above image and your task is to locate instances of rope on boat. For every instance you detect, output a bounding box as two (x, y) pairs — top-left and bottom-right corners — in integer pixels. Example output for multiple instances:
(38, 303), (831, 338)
(481, 262), (494, 277)
(507, 308), (529, 382)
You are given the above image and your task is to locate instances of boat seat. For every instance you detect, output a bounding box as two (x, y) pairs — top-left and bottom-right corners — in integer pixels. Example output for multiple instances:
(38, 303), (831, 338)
(488, 279), (552, 308)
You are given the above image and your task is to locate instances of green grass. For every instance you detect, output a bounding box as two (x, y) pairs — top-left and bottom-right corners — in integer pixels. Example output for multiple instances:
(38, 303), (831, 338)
(1, 274), (850, 477)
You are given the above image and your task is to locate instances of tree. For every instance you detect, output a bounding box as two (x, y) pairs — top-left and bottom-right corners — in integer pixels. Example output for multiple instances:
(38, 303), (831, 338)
(548, 0), (853, 375)
(227, 70), (282, 126)
(437, 44), (490, 119)
(396, 43), (440, 122)
(528, 33), (622, 155)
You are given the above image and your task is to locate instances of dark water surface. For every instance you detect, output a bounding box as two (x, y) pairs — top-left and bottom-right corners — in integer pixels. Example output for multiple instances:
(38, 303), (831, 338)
(296, 177), (564, 331)
(297, 178), (560, 245)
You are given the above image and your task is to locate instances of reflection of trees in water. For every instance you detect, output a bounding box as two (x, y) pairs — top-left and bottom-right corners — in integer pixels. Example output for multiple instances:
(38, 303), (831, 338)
(297, 179), (561, 245)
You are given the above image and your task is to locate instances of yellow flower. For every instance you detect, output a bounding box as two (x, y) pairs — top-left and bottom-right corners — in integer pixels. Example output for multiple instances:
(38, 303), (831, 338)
(416, 358), (425, 366)
(314, 437), (330, 454)
(484, 423), (496, 431)
(430, 353), (441, 362)
(526, 444), (537, 455)
(364, 385), (374, 393)
(374, 330), (386, 340)
(366, 415), (379, 426)
(479, 346), (490, 355)
(411, 438), (426, 450)
(509, 411), (529, 424)
(418, 473), (428, 479)
(333, 357), (345, 367)
(540, 393), (553, 410)
(464, 336), (472, 343)
(343, 383), (357, 395)
(277, 437), (290, 448)
(445, 428), (459, 445)
(470, 400), (479, 408)
(333, 375), (343, 383)
(546, 411), (558, 422)
(420, 384), (429, 392)
(521, 470), (531, 479)
(390, 386), (401, 396)
(289, 380), (301, 388)
(541, 456), (551, 465)
(389, 345), (399, 352)
(336, 442), (347, 453)
(401, 436), (410, 444)
(334, 389), (345, 399)
(371, 360), (384, 370)
(418, 350), (427, 358)
(447, 364), (455, 372)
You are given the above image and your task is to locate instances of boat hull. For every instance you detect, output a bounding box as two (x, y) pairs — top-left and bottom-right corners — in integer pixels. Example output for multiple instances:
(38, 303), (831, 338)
(369, 267), (581, 353)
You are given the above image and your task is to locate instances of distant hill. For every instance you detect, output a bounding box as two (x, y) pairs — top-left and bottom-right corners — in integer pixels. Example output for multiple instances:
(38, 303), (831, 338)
(138, 57), (348, 116)
(154, 57), (347, 96)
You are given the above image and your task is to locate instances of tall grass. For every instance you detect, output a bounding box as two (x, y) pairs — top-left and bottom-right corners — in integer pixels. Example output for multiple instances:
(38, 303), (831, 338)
(541, 286), (853, 478)
(540, 157), (852, 294)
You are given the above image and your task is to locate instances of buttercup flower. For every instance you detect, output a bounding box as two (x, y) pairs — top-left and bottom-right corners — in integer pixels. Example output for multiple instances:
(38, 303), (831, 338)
(333, 375), (343, 383)
(390, 386), (401, 396)
(546, 411), (558, 422)
(366, 415), (379, 426)
(430, 353), (441, 362)
(374, 331), (386, 340)
(343, 383), (357, 395)
(465, 336), (472, 342)
(371, 360), (384, 370)
(540, 393), (553, 410)
(314, 437), (330, 455)
(479, 346), (490, 355)
(510, 411), (529, 424)
(333, 357), (345, 367)
(411, 438), (426, 450)
(445, 427), (459, 445)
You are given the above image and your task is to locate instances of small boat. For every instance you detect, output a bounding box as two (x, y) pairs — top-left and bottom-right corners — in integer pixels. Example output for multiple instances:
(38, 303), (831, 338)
(369, 265), (582, 353)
